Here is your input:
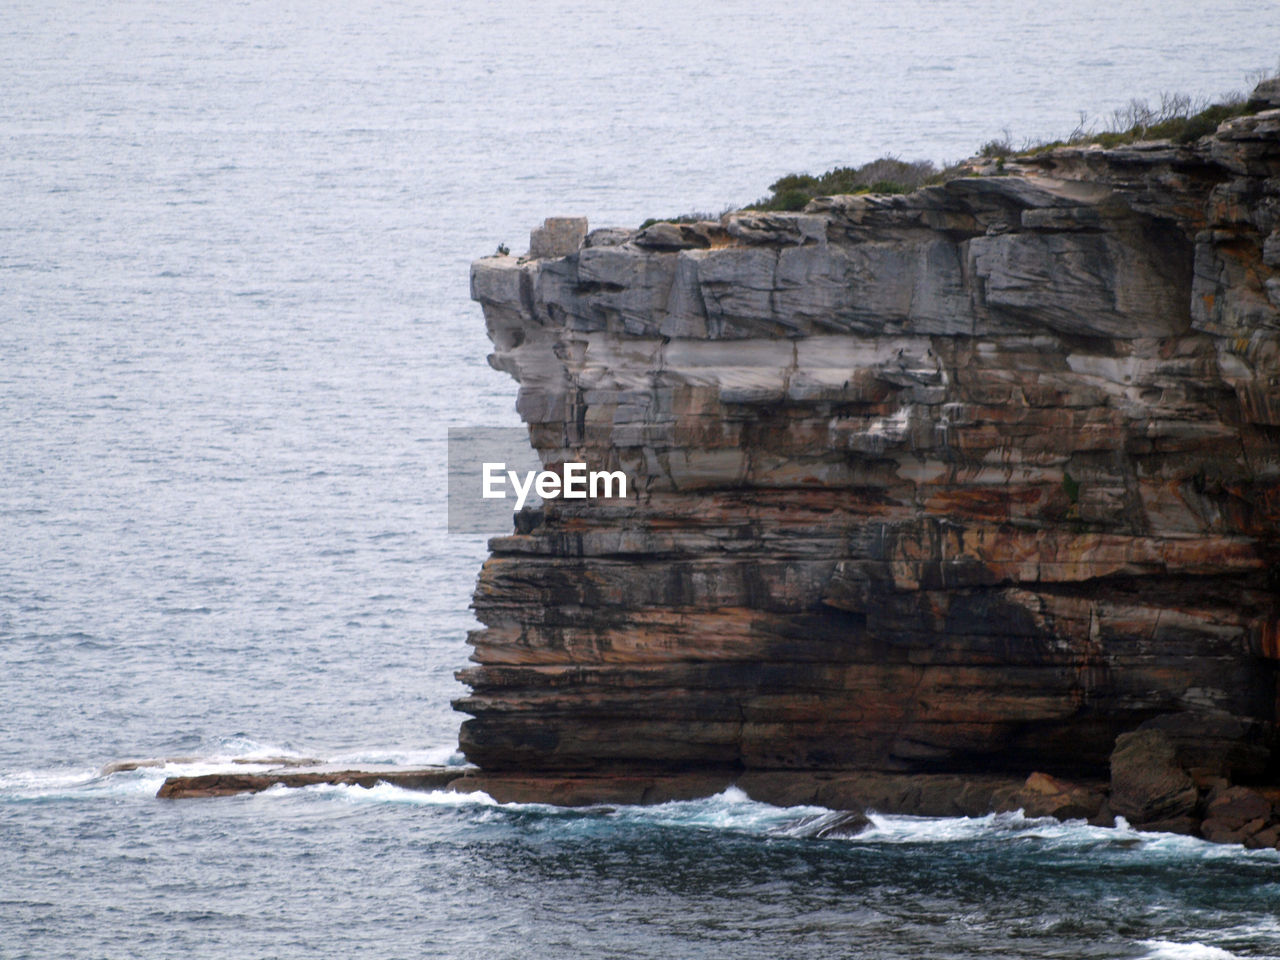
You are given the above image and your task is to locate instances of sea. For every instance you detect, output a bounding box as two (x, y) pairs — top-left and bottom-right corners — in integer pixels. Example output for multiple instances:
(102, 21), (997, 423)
(3, 1), (1280, 956)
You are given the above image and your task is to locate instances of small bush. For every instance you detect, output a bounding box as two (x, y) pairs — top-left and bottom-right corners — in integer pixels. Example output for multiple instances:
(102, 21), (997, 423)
(770, 189), (814, 212)
(745, 156), (939, 211)
(769, 173), (821, 194)
(868, 180), (911, 194)
(978, 137), (1014, 158)
(672, 69), (1278, 228)
(1060, 92), (1253, 150)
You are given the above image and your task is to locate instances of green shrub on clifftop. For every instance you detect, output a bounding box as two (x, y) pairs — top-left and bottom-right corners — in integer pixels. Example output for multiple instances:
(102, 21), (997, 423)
(651, 70), (1276, 223)
(745, 157), (939, 211)
(1024, 93), (1255, 154)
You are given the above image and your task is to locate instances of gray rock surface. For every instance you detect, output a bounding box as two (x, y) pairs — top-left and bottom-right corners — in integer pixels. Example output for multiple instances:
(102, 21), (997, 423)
(528, 216), (588, 259)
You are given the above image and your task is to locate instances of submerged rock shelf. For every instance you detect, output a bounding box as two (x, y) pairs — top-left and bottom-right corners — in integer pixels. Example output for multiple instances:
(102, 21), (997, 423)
(156, 766), (467, 799)
(459, 77), (1280, 828)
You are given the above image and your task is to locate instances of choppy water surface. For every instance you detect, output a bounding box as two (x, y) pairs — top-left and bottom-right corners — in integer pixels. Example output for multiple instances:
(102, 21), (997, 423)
(5, 774), (1280, 960)
(3, 1), (1280, 956)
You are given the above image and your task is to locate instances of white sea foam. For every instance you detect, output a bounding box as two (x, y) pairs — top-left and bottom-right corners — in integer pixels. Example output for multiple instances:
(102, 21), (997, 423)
(189, 780), (1280, 864)
(202, 734), (313, 759)
(325, 744), (466, 768)
(0, 738), (466, 802)
(1140, 941), (1243, 960)
(274, 781), (503, 807)
(0, 766), (101, 798)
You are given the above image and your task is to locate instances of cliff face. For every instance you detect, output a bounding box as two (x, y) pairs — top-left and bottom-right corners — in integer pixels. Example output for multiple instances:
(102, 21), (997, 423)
(461, 82), (1280, 785)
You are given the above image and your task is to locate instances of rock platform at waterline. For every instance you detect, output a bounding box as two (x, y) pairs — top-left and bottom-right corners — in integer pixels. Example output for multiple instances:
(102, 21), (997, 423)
(153, 733), (1280, 849)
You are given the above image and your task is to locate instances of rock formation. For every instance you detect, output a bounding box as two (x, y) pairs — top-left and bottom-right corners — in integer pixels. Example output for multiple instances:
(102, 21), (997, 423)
(1108, 729), (1199, 828)
(156, 766), (464, 799)
(460, 81), (1280, 810)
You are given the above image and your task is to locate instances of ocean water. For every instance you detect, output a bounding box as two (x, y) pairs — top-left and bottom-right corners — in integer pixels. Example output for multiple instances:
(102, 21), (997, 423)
(3, 1), (1279, 956)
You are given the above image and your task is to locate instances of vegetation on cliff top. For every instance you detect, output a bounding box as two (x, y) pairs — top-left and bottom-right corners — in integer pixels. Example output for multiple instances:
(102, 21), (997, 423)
(745, 157), (943, 213)
(641, 74), (1275, 223)
(980, 91), (1256, 158)
(743, 92), (1256, 213)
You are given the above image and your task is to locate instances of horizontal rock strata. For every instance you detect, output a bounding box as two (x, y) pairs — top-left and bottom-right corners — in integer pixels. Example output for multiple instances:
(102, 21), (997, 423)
(462, 84), (1280, 794)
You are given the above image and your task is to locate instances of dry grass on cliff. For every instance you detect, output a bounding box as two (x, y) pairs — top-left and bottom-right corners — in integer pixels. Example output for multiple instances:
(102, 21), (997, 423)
(641, 70), (1279, 225)
(648, 97), (1225, 217)
(984, 91), (1255, 158)
(741, 95), (1254, 214)
(714, 69), (1279, 218)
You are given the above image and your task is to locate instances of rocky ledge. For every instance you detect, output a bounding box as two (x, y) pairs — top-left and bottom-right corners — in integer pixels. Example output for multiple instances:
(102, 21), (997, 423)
(460, 80), (1280, 841)
(156, 766), (467, 799)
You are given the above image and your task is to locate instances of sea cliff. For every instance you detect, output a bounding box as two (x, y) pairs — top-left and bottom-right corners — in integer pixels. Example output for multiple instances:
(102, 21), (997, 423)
(458, 80), (1280, 832)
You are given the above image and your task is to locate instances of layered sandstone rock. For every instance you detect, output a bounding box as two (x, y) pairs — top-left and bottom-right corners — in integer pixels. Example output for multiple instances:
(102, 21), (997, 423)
(461, 85), (1280, 790)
